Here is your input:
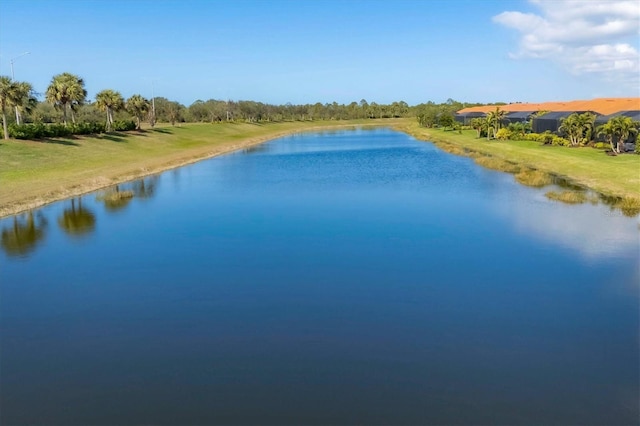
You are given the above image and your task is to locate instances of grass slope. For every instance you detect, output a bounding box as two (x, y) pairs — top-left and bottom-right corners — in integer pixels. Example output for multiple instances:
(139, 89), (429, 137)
(0, 119), (392, 217)
(396, 121), (640, 200)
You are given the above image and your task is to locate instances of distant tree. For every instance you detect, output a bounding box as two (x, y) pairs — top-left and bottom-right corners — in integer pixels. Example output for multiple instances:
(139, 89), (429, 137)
(126, 94), (150, 129)
(367, 102), (380, 119)
(95, 89), (125, 131)
(167, 101), (184, 125)
(416, 106), (438, 128)
(439, 111), (455, 129)
(74, 102), (103, 124)
(45, 73), (87, 125)
(188, 100), (210, 122)
(30, 101), (58, 123)
(359, 99), (369, 118)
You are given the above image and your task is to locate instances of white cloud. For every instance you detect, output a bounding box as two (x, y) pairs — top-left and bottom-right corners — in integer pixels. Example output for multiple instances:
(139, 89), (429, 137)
(493, 0), (640, 89)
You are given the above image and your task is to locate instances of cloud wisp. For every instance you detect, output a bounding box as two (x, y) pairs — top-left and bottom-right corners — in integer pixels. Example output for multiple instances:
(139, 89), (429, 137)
(493, 0), (640, 89)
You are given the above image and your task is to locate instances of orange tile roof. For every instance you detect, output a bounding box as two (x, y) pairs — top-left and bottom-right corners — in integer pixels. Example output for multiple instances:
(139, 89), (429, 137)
(457, 98), (640, 115)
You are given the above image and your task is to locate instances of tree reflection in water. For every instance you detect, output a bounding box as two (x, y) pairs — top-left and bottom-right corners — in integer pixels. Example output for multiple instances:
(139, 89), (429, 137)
(99, 185), (134, 212)
(132, 176), (159, 199)
(58, 198), (96, 237)
(1, 211), (47, 257)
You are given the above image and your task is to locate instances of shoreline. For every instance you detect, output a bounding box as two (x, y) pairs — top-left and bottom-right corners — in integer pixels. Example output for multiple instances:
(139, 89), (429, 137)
(0, 122), (390, 219)
(396, 122), (640, 202)
(2, 119), (638, 219)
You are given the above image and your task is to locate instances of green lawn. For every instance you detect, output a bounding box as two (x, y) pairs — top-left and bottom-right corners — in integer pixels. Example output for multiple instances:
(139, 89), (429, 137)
(397, 121), (640, 200)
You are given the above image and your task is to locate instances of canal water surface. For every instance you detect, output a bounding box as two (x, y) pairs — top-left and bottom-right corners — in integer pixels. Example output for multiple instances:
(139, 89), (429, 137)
(1, 128), (638, 425)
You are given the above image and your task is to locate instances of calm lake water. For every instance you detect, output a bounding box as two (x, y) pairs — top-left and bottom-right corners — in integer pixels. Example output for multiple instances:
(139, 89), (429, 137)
(1, 128), (638, 425)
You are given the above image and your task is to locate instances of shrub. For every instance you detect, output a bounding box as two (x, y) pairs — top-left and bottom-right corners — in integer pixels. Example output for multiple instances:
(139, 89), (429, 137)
(593, 142), (608, 150)
(7, 122), (109, 140)
(112, 120), (136, 131)
(494, 128), (512, 140)
(70, 122), (106, 135)
(47, 124), (73, 138)
(8, 123), (72, 139)
(524, 132), (558, 144)
(551, 136), (569, 146)
(523, 133), (544, 142)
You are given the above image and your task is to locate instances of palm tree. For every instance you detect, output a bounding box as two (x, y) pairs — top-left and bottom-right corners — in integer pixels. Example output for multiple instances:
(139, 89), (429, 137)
(95, 89), (125, 131)
(559, 114), (581, 146)
(611, 116), (639, 153)
(45, 73), (87, 125)
(597, 121), (617, 154)
(559, 112), (596, 147)
(598, 116), (640, 155)
(0, 76), (19, 139)
(486, 107), (507, 140)
(469, 117), (487, 138)
(13, 81), (36, 125)
(125, 94), (150, 130)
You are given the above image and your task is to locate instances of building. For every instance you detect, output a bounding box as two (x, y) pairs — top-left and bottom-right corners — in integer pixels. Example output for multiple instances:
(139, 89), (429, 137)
(456, 98), (640, 133)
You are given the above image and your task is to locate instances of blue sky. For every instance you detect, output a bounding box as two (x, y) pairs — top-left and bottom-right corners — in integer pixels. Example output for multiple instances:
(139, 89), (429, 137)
(0, 0), (638, 106)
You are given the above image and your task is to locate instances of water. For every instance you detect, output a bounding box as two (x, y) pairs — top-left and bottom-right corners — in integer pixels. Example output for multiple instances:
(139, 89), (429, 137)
(1, 128), (638, 425)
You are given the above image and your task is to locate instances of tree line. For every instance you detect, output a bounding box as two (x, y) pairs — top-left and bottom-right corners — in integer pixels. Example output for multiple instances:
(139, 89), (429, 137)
(2, 72), (485, 140)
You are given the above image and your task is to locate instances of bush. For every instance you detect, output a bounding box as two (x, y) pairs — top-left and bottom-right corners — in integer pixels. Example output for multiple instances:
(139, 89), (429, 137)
(7, 121), (108, 139)
(494, 128), (512, 140)
(551, 135), (570, 146)
(594, 142), (608, 150)
(112, 120), (136, 131)
(8, 123), (72, 139)
(70, 122), (106, 135)
(523, 133), (544, 142)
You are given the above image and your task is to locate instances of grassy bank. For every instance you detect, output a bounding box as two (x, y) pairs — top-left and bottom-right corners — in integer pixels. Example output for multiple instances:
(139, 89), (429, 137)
(395, 121), (640, 200)
(0, 119), (395, 217)
(3, 118), (639, 219)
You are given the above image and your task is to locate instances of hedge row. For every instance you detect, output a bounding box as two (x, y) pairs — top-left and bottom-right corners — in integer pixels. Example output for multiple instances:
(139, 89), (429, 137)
(2, 120), (136, 140)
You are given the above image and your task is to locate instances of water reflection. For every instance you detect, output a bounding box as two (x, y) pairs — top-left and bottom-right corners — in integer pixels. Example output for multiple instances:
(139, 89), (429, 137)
(1, 211), (47, 257)
(98, 185), (134, 212)
(242, 144), (270, 155)
(500, 192), (639, 259)
(57, 198), (96, 237)
(132, 176), (159, 199)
